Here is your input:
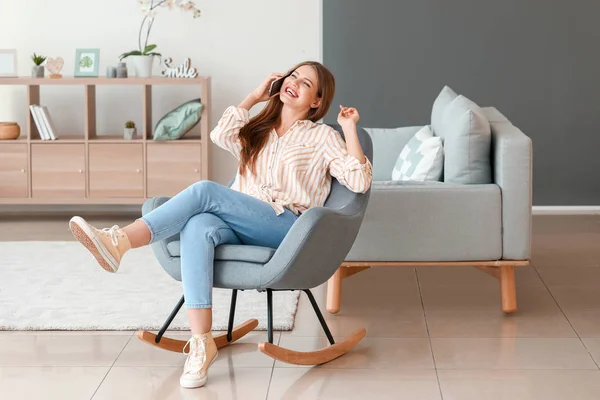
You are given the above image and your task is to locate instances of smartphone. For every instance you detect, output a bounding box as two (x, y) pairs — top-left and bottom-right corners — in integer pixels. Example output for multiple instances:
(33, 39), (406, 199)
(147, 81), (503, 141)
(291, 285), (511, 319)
(269, 73), (289, 97)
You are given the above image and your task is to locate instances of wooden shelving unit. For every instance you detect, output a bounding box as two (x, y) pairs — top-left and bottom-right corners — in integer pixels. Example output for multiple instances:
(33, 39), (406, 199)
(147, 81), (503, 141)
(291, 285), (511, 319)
(0, 76), (211, 204)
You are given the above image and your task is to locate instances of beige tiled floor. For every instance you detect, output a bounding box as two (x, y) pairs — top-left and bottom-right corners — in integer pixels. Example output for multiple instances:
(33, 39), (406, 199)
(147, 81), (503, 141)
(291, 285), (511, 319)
(1, 213), (600, 399)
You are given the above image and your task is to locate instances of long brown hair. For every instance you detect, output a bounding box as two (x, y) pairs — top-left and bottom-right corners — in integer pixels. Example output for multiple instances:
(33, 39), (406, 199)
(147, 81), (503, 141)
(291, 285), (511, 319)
(238, 61), (335, 175)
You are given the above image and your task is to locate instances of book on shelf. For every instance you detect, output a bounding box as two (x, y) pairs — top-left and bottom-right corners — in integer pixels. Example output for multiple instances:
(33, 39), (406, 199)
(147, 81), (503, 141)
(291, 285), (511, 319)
(29, 105), (47, 140)
(29, 104), (58, 140)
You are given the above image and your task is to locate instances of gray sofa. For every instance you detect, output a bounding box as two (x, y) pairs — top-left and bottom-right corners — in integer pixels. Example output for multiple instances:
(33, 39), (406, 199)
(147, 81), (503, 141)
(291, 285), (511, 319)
(327, 88), (533, 315)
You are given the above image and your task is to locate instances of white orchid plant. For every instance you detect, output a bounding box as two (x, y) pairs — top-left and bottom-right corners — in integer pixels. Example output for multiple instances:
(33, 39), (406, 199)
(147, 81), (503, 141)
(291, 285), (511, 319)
(119, 0), (201, 61)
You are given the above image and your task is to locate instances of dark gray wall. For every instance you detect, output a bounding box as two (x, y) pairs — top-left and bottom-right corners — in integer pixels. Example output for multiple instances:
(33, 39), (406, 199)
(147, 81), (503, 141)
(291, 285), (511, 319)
(323, 0), (600, 206)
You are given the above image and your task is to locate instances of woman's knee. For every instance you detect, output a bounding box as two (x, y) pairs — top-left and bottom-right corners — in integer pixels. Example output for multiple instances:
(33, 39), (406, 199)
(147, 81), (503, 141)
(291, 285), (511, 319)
(185, 180), (223, 207)
(190, 180), (219, 195)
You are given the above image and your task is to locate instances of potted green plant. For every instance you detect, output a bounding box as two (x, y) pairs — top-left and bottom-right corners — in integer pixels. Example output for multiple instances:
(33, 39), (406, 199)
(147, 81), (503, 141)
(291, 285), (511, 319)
(124, 120), (137, 140)
(119, 0), (201, 78)
(31, 53), (47, 78)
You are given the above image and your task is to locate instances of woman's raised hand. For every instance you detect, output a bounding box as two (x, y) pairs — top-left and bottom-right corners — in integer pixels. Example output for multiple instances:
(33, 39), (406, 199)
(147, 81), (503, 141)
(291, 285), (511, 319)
(251, 72), (284, 103)
(337, 105), (360, 127)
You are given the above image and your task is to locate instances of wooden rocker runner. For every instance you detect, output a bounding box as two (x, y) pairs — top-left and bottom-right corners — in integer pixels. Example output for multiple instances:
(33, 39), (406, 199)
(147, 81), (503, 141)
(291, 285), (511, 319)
(137, 125), (374, 365)
(137, 290), (366, 365)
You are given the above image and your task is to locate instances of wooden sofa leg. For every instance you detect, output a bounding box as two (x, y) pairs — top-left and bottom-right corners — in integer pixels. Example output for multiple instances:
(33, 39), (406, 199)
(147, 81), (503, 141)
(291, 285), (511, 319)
(500, 265), (517, 314)
(327, 268), (343, 314)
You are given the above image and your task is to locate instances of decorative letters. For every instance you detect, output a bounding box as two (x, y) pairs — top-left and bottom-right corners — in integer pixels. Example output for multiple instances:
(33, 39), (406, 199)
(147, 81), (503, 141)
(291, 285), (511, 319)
(161, 57), (198, 79)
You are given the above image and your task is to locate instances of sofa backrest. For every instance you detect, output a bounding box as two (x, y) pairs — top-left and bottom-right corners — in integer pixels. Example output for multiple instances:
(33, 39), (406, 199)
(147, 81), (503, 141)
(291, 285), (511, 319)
(364, 126), (423, 181)
(364, 104), (513, 183)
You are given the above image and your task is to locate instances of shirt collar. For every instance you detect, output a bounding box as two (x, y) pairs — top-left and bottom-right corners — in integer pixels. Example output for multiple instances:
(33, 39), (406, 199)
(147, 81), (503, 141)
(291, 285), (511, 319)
(297, 119), (316, 128)
(271, 119), (317, 137)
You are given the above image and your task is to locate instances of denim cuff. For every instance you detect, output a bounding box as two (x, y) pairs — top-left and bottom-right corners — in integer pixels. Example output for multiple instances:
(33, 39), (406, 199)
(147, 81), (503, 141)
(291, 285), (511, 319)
(185, 303), (212, 309)
(137, 217), (156, 244)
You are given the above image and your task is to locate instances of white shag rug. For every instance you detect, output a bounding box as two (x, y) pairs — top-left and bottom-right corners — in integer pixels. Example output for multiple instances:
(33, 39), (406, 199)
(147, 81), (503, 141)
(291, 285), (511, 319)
(0, 241), (300, 331)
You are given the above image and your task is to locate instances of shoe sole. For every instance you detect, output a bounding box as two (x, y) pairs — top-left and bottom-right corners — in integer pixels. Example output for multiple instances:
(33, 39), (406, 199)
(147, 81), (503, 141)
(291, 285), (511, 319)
(69, 216), (119, 273)
(180, 350), (218, 389)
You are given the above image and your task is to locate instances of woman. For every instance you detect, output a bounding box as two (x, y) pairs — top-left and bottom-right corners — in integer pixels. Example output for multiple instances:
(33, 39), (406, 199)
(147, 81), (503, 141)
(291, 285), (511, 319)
(68, 61), (372, 389)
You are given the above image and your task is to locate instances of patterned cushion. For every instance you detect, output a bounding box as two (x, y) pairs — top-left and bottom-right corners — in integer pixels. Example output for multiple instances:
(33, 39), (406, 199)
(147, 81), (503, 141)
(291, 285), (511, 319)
(153, 98), (204, 140)
(391, 125), (444, 181)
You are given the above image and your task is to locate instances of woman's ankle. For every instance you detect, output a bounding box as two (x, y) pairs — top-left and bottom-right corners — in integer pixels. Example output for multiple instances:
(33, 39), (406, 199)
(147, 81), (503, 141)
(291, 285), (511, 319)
(122, 220), (151, 248)
(192, 331), (213, 339)
(187, 308), (213, 334)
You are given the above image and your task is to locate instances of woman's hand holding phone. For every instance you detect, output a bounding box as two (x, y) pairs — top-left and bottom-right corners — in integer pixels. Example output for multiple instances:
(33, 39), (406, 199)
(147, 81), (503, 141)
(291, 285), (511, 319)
(252, 73), (285, 103)
(239, 73), (284, 111)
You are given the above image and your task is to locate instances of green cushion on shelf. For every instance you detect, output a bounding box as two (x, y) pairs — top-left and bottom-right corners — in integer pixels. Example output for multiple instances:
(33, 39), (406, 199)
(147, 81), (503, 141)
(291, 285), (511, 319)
(153, 98), (203, 140)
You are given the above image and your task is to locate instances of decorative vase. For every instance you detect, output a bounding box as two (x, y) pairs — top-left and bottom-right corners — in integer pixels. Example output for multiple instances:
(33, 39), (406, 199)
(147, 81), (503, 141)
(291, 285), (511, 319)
(131, 56), (155, 78)
(124, 127), (136, 140)
(106, 66), (117, 78)
(117, 62), (128, 78)
(0, 122), (20, 140)
(32, 65), (45, 78)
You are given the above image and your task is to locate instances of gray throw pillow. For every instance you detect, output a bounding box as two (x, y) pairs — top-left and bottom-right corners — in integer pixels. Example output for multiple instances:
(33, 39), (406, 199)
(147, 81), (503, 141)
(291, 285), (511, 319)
(431, 85), (458, 137)
(438, 95), (492, 184)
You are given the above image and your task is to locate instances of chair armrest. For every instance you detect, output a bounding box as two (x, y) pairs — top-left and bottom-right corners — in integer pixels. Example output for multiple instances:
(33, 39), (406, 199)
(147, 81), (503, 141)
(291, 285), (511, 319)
(141, 196), (181, 242)
(142, 196), (170, 215)
(489, 115), (533, 260)
(260, 204), (365, 290)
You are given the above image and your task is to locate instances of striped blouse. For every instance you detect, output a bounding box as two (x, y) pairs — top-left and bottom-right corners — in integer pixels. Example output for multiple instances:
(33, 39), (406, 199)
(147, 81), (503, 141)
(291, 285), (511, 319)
(210, 106), (373, 216)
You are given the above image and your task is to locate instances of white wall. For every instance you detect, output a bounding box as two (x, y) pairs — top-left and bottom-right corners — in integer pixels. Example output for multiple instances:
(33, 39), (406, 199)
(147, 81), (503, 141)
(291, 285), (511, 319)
(0, 0), (321, 188)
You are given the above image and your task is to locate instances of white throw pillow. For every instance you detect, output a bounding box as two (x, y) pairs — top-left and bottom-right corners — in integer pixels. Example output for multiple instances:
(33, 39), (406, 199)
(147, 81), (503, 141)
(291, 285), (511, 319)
(391, 125), (444, 181)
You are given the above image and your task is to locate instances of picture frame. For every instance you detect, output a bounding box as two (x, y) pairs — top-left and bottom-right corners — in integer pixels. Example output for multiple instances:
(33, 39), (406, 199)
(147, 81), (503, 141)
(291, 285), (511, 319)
(0, 49), (18, 78)
(74, 48), (100, 77)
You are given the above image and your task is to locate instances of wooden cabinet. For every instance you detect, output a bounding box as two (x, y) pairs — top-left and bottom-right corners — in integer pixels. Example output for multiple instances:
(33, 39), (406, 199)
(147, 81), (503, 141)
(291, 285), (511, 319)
(31, 144), (85, 198)
(89, 144), (144, 198)
(0, 76), (210, 204)
(147, 143), (202, 197)
(0, 144), (28, 198)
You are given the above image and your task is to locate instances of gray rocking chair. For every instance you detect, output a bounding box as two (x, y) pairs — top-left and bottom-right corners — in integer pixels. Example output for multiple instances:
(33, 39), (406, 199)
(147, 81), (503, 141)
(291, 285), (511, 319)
(136, 124), (373, 365)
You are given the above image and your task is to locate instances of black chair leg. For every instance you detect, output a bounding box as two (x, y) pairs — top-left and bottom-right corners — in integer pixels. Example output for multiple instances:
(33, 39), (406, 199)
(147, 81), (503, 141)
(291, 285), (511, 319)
(227, 290), (238, 342)
(267, 289), (274, 344)
(303, 289), (335, 345)
(156, 295), (185, 344)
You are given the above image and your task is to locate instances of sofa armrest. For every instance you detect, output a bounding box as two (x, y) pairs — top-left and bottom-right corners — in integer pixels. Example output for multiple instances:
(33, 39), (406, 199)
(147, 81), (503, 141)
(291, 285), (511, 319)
(487, 109), (533, 260)
(347, 182), (502, 262)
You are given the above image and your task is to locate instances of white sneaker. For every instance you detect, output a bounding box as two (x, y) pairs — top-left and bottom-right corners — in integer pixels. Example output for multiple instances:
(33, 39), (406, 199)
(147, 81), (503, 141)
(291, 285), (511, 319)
(180, 332), (218, 389)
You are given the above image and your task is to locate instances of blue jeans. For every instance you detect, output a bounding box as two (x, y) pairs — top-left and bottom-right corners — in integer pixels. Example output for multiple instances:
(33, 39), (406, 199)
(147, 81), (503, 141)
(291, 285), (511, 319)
(139, 181), (298, 309)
